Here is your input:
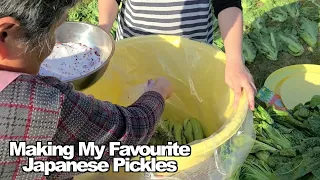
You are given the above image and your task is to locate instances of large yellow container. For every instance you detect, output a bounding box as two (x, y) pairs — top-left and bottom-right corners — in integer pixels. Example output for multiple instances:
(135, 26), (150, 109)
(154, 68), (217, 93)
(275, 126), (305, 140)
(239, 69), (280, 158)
(75, 35), (249, 179)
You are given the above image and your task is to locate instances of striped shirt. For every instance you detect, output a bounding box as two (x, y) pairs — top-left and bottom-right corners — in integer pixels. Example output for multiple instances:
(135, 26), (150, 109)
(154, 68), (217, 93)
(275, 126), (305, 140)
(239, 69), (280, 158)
(115, 0), (242, 44)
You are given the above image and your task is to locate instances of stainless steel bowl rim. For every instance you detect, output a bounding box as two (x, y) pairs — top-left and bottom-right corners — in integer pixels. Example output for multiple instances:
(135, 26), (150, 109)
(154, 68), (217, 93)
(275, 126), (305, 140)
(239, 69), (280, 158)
(55, 21), (115, 83)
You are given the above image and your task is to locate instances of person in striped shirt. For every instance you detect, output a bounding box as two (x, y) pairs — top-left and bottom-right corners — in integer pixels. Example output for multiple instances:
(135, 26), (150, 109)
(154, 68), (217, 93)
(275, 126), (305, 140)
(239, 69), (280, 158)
(99, 0), (257, 111)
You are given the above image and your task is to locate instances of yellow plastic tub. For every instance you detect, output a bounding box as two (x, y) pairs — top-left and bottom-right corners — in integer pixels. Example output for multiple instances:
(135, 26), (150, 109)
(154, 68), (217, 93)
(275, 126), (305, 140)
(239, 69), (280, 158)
(75, 35), (250, 179)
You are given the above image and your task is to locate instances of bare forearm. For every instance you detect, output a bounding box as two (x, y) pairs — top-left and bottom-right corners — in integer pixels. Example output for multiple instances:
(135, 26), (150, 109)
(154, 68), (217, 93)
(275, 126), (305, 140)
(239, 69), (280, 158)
(218, 7), (243, 63)
(98, 0), (119, 32)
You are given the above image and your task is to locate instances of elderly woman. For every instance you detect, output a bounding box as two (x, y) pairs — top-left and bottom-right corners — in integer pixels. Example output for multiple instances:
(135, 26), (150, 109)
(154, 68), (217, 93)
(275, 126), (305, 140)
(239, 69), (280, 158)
(0, 0), (173, 179)
(99, 0), (257, 110)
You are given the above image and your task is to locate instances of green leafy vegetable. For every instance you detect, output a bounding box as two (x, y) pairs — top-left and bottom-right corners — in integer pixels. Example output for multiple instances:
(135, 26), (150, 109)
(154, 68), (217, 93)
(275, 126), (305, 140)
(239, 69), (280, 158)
(249, 29), (279, 61)
(274, 123), (294, 134)
(299, 17), (319, 48)
(283, 3), (300, 18)
(300, 5), (320, 21)
(252, 15), (267, 30)
(307, 0), (320, 8)
(278, 29), (304, 56)
(310, 95), (320, 108)
(269, 106), (308, 130)
(256, 105), (274, 124)
(259, 121), (292, 149)
(293, 106), (311, 119)
(275, 148), (320, 179)
(251, 139), (278, 153)
(256, 151), (270, 163)
(230, 167), (242, 180)
(243, 35), (257, 63)
(240, 155), (278, 180)
(267, 6), (288, 22)
(240, 95), (320, 180)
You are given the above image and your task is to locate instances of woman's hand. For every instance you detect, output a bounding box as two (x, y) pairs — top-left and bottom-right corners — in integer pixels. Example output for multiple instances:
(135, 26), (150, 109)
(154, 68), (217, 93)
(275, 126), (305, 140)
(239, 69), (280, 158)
(146, 77), (173, 100)
(216, 7), (256, 111)
(225, 58), (256, 111)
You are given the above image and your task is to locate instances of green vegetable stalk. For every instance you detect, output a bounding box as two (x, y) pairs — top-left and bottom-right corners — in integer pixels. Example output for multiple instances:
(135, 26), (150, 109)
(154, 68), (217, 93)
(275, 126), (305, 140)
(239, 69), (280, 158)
(307, 0), (320, 8)
(274, 123), (294, 134)
(299, 17), (319, 48)
(275, 148), (320, 180)
(300, 5), (320, 21)
(230, 167), (241, 180)
(269, 106), (308, 130)
(240, 155), (278, 180)
(256, 135), (281, 149)
(256, 105), (274, 124)
(310, 95), (320, 108)
(293, 107), (311, 120)
(256, 151), (271, 163)
(242, 35), (257, 63)
(278, 29), (304, 57)
(267, 6), (288, 22)
(252, 15), (267, 31)
(251, 139), (278, 154)
(259, 121), (292, 149)
(249, 29), (279, 61)
(283, 3), (300, 18)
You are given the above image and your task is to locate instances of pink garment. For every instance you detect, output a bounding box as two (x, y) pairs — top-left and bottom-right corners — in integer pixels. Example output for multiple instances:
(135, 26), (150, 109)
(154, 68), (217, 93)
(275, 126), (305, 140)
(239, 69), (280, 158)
(0, 71), (22, 92)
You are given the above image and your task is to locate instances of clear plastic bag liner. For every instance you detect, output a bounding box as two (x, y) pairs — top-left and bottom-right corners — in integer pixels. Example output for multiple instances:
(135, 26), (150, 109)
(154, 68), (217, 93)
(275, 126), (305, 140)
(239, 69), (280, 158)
(81, 35), (254, 180)
(145, 111), (255, 180)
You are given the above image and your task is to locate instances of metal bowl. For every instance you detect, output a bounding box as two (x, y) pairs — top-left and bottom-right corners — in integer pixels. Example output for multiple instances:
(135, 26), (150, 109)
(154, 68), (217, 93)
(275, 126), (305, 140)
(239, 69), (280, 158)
(52, 21), (115, 90)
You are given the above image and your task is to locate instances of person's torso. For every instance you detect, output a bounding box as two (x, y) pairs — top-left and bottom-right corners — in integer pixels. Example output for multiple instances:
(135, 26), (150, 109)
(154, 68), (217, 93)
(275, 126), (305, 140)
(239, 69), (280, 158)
(0, 75), (64, 180)
(116, 0), (214, 44)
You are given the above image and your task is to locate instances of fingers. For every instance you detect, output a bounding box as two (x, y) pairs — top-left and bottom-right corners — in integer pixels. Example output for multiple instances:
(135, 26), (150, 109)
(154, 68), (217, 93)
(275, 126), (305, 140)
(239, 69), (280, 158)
(233, 84), (242, 110)
(248, 74), (257, 93)
(244, 71), (257, 110)
(250, 81), (257, 95)
(243, 81), (255, 111)
(229, 76), (256, 111)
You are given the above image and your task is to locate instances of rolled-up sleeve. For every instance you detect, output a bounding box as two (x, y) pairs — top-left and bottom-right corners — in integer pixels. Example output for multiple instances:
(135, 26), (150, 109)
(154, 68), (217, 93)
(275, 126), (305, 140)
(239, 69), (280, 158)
(57, 86), (164, 145)
(212, 0), (242, 17)
(41, 78), (165, 179)
(52, 82), (165, 156)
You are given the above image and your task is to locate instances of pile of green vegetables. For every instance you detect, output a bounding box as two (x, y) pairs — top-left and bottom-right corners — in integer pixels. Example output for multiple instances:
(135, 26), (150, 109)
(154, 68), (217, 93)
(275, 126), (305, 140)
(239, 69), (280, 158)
(212, 0), (320, 63)
(230, 95), (320, 180)
(149, 118), (205, 145)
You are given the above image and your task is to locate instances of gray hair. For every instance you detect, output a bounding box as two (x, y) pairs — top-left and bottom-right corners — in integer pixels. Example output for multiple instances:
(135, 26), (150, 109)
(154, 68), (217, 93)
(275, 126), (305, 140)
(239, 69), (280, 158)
(0, 0), (79, 52)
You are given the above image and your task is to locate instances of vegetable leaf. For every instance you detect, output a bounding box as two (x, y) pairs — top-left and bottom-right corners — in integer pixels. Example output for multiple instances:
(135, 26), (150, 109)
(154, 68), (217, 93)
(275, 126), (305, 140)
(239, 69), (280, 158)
(299, 17), (319, 48)
(278, 29), (304, 56)
(249, 29), (279, 61)
(243, 35), (257, 63)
